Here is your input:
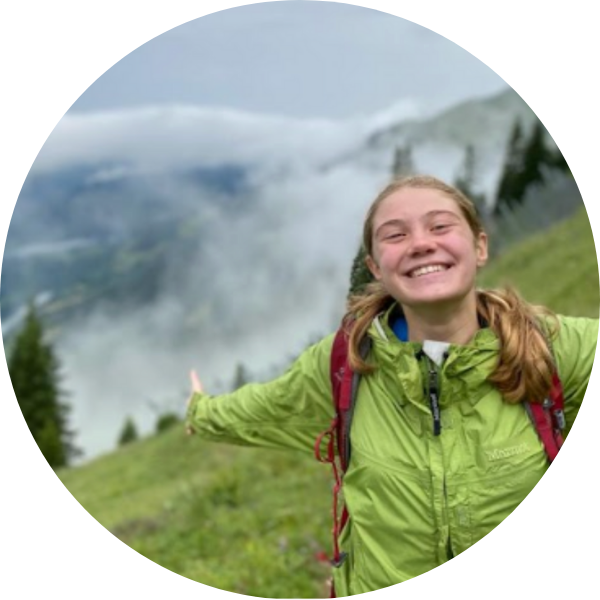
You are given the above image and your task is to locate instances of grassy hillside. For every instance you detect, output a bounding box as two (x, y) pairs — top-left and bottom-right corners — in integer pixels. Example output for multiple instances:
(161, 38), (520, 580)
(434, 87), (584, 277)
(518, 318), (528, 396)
(479, 207), (598, 316)
(58, 207), (599, 597)
(59, 427), (333, 598)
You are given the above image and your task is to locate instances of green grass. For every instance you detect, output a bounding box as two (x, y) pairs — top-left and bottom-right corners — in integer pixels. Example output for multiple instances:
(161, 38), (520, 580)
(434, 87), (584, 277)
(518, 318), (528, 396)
(479, 207), (599, 317)
(58, 208), (599, 597)
(59, 427), (333, 598)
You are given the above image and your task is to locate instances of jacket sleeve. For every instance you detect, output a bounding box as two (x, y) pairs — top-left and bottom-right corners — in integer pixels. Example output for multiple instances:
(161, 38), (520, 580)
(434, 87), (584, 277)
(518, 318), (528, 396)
(185, 334), (335, 455)
(553, 315), (599, 435)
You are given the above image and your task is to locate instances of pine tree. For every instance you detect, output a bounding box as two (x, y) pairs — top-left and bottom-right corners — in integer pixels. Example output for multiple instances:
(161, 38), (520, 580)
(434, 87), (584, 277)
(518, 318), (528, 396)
(232, 363), (249, 391)
(549, 146), (571, 174)
(392, 145), (414, 178)
(520, 119), (552, 189)
(348, 244), (374, 298)
(495, 117), (557, 214)
(118, 416), (138, 446)
(8, 303), (78, 468)
(454, 144), (486, 212)
(495, 119), (526, 213)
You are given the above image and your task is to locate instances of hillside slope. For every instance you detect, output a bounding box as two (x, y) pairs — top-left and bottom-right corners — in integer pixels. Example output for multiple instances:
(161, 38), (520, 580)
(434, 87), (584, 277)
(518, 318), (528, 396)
(59, 427), (333, 598)
(479, 207), (598, 317)
(58, 207), (599, 597)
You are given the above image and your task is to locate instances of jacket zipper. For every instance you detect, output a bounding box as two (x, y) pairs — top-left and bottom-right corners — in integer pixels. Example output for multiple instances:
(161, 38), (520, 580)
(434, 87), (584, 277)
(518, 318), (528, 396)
(420, 351), (451, 559)
(426, 356), (442, 436)
(443, 476), (454, 560)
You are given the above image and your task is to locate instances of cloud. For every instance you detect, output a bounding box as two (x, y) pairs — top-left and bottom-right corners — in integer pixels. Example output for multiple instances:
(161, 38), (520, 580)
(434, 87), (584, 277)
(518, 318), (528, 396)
(32, 105), (369, 176)
(13, 92), (512, 460)
(28, 105), (398, 459)
(52, 154), (390, 460)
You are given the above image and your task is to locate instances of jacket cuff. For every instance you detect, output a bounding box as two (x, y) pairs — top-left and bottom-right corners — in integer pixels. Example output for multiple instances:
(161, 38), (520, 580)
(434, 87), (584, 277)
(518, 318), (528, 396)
(186, 391), (208, 425)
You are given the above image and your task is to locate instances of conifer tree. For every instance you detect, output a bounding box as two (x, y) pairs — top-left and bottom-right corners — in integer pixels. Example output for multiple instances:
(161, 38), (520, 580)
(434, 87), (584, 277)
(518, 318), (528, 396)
(392, 145), (414, 178)
(232, 363), (249, 391)
(550, 146), (571, 174)
(8, 304), (78, 468)
(495, 117), (558, 214)
(495, 119), (526, 213)
(520, 119), (552, 189)
(118, 416), (139, 446)
(454, 144), (486, 212)
(348, 244), (374, 298)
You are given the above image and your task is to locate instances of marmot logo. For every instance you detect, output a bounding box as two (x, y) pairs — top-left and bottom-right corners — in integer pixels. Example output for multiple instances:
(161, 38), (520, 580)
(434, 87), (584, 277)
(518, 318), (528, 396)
(485, 443), (530, 462)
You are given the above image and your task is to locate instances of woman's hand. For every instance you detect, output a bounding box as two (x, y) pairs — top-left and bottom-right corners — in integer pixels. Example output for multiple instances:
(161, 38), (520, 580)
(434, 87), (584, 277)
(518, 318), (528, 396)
(185, 369), (204, 436)
(189, 369), (203, 397)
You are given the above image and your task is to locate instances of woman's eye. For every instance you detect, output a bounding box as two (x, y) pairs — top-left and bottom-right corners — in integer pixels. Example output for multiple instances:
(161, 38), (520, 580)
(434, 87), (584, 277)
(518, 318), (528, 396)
(432, 224), (449, 232)
(385, 232), (405, 240)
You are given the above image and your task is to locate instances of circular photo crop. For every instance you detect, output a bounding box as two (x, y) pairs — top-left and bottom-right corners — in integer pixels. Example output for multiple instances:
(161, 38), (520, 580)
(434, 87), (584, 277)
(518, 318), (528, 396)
(2, 2), (597, 598)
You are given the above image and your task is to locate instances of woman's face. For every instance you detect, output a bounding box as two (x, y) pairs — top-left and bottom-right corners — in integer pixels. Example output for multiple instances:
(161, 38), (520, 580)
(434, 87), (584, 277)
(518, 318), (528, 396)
(366, 187), (488, 311)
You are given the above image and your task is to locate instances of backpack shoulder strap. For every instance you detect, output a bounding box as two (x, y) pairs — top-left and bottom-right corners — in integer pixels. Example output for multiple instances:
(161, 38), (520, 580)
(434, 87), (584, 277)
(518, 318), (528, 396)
(314, 320), (371, 586)
(329, 322), (371, 471)
(525, 321), (566, 463)
(330, 325), (351, 410)
(526, 371), (566, 463)
(330, 325), (353, 471)
(314, 326), (351, 465)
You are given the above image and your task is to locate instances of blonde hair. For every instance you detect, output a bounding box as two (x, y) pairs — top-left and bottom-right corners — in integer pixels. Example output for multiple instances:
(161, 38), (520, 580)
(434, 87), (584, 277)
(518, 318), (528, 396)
(344, 175), (558, 404)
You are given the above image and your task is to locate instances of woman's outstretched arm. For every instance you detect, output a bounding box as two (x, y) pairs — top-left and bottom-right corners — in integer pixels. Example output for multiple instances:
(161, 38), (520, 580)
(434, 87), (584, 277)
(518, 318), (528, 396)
(185, 334), (336, 455)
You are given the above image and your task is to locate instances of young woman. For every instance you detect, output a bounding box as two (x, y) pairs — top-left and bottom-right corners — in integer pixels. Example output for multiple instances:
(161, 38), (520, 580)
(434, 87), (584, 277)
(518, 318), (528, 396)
(185, 175), (598, 596)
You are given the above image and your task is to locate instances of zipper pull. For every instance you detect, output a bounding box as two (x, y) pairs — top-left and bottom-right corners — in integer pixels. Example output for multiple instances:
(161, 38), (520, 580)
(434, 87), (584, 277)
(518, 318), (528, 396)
(428, 365), (442, 436)
(416, 349), (443, 436)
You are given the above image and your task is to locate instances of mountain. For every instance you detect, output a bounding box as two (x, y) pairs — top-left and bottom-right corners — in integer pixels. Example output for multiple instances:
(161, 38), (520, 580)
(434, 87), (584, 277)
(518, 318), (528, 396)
(1, 86), (587, 459)
(1, 87), (562, 328)
(323, 88), (546, 197)
(369, 87), (539, 152)
(2, 160), (254, 324)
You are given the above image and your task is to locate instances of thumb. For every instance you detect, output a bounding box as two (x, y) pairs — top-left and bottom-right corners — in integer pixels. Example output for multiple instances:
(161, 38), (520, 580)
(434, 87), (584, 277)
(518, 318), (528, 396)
(190, 369), (203, 393)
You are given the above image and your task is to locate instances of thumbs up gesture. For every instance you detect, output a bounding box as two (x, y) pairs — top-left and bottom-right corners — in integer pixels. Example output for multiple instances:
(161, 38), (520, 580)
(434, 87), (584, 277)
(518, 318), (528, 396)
(185, 369), (204, 436)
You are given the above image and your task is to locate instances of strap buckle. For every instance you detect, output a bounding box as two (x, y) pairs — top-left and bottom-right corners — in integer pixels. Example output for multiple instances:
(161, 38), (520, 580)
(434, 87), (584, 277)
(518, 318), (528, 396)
(542, 398), (566, 432)
(553, 408), (566, 431)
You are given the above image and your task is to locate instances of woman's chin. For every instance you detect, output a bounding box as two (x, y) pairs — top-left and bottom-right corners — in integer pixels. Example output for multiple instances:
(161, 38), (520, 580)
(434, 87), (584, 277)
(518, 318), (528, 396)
(397, 289), (469, 311)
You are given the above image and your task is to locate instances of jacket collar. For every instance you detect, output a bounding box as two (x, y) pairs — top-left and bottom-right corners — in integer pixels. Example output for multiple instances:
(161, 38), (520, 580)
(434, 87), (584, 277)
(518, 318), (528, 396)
(369, 303), (500, 408)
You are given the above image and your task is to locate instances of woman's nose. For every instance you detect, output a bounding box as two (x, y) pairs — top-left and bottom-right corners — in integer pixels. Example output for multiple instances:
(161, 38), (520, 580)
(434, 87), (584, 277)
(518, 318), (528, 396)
(408, 232), (436, 255)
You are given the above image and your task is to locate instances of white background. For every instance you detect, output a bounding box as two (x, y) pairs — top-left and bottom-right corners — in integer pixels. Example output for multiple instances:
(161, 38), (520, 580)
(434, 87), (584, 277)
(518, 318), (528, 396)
(1, 1), (598, 598)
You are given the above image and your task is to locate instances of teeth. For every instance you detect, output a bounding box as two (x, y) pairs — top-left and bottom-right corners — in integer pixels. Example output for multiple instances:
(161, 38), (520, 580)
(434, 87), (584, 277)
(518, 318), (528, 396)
(410, 265), (448, 278)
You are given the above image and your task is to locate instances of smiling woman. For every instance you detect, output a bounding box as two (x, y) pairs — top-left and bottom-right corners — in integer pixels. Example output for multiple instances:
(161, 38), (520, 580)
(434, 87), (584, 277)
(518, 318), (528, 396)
(364, 184), (488, 340)
(186, 174), (598, 596)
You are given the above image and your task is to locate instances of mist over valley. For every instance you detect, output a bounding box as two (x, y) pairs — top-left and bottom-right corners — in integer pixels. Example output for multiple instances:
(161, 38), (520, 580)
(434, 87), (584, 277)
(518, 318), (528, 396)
(2, 87), (578, 460)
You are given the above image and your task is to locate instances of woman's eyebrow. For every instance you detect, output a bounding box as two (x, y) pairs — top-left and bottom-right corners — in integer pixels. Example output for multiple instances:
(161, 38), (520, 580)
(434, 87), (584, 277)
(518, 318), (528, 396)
(425, 210), (461, 220)
(376, 210), (460, 234)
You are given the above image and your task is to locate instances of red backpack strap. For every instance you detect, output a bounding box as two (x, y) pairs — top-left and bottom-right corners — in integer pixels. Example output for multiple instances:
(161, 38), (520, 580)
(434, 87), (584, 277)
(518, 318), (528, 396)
(314, 326), (352, 573)
(314, 320), (370, 593)
(525, 321), (566, 463)
(314, 326), (351, 467)
(314, 322), (356, 466)
(526, 371), (566, 463)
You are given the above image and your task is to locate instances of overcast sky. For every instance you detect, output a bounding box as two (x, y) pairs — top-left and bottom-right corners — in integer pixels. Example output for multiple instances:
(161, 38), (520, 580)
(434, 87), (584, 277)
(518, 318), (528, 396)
(69, 1), (508, 120)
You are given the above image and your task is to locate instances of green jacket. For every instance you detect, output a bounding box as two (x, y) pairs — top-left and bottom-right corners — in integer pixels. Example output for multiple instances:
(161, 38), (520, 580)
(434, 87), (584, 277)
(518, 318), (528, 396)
(186, 313), (598, 596)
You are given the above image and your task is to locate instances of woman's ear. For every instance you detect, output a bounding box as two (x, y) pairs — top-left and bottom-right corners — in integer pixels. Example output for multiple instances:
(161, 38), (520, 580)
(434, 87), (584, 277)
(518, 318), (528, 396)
(476, 232), (488, 267)
(366, 254), (382, 280)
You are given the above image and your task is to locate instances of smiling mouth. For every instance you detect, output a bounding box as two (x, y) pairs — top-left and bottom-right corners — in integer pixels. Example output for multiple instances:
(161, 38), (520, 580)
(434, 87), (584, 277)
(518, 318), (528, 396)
(407, 264), (451, 278)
